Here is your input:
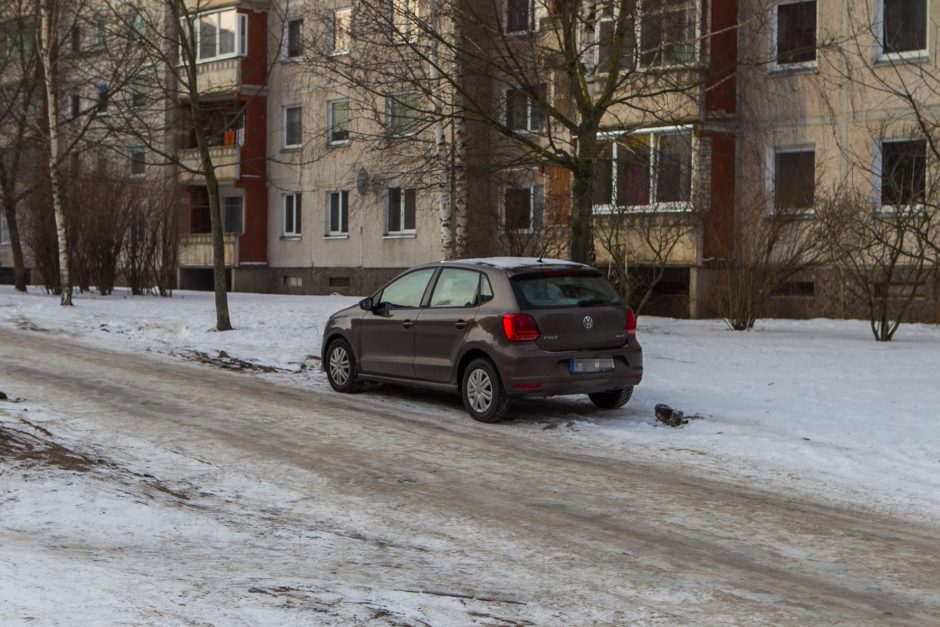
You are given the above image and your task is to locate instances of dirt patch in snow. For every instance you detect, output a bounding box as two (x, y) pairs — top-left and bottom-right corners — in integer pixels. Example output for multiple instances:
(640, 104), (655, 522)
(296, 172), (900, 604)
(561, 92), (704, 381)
(0, 418), (96, 472)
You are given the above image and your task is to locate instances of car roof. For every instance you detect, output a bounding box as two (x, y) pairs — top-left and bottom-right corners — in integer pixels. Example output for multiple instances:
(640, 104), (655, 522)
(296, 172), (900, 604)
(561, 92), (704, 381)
(443, 257), (589, 272)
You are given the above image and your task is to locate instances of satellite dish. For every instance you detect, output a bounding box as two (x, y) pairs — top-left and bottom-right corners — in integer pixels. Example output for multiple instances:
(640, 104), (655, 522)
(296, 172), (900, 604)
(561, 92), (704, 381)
(356, 167), (369, 195)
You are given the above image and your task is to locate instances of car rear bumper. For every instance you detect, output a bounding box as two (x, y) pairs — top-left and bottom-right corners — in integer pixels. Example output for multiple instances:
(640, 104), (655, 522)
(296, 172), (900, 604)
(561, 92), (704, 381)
(495, 339), (643, 397)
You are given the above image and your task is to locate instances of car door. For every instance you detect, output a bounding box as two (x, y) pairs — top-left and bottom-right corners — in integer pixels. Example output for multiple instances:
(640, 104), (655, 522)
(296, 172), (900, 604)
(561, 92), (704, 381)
(413, 268), (483, 383)
(357, 268), (436, 378)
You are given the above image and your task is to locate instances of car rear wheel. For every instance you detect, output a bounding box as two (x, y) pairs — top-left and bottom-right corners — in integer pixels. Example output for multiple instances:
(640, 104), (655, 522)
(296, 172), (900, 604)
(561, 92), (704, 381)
(326, 338), (362, 393)
(461, 358), (508, 423)
(588, 386), (634, 409)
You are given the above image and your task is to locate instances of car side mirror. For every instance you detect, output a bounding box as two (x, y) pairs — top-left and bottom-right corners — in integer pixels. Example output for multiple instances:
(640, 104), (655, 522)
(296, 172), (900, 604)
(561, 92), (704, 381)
(358, 297), (373, 311)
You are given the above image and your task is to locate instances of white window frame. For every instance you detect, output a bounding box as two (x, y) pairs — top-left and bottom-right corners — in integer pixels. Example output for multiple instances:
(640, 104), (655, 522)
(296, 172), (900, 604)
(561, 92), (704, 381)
(128, 145), (146, 178)
(329, 7), (352, 55)
(222, 195), (244, 234)
(328, 98), (351, 145)
(591, 3), (637, 73)
(768, 0), (818, 73)
(0, 212), (9, 244)
(505, 86), (545, 133)
(389, 0), (418, 44)
(387, 91), (419, 137)
(765, 143), (816, 216)
(129, 79), (146, 108)
(283, 16), (303, 60)
(593, 125), (695, 214)
(874, 137), (927, 214)
(385, 187), (417, 236)
(283, 104), (302, 149)
(873, 0), (929, 63)
(182, 9), (247, 65)
(326, 190), (349, 237)
(636, 0), (700, 69)
(501, 183), (544, 233)
(283, 192), (302, 237)
(505, 0), (534, 34)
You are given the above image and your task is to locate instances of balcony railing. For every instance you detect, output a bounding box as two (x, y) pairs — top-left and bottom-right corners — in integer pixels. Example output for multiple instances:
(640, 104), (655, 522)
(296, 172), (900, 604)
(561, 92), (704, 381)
(192, 57), (241, 96)
(179, 233), (237, 268)
(178, 144), (240, 184)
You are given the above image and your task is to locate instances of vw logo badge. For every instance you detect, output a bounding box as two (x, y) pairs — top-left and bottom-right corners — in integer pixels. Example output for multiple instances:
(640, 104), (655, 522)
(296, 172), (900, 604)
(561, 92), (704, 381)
(583, 315), (594, 329)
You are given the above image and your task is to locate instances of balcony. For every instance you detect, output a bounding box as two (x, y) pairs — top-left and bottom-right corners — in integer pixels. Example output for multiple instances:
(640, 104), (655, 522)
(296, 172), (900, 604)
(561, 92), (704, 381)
(179, 233), (237, 268)
(192, 58), (241, 96)
(178, 144), (241, 184)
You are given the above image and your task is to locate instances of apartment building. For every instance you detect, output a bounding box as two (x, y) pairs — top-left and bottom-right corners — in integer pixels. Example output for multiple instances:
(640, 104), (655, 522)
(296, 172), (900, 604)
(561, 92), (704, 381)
(738, 0), (939, 320)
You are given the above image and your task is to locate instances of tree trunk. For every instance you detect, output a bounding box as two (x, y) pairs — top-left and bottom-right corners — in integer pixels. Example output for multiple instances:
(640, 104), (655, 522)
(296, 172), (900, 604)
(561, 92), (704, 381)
(185, 70), (232, 330)
(38, 0), (72, 306)
(569, 135), (597, 264)
(429, 13), (455, 260)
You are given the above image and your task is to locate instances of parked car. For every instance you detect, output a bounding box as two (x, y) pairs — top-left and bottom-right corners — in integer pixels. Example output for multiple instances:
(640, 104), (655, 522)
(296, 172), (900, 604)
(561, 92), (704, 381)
(321, 257), (643, 422)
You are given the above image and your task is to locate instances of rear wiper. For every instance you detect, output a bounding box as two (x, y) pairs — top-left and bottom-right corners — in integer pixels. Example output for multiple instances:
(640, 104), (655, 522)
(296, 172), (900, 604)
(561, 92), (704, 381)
(577, 298), (609, 307)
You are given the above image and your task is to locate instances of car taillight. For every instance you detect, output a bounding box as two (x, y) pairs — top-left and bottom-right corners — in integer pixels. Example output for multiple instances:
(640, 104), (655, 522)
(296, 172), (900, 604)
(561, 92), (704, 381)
(502, 314), (540, 342)
(626, 307), (637, 335)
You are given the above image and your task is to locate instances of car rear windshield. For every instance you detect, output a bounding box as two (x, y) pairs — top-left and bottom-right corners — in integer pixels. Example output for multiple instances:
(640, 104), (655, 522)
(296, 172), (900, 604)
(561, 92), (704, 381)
(510, 271), (623, 309)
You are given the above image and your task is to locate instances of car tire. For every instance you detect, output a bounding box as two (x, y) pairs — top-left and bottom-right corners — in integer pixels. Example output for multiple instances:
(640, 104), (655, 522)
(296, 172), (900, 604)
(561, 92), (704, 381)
(461, 358), (509, 423)
(588, 386), (634, 409)
(325, 338), (362, 393)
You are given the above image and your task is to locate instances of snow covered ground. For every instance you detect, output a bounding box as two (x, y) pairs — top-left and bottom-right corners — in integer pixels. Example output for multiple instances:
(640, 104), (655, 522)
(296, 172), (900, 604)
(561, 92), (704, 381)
(2, 284), (939, 524)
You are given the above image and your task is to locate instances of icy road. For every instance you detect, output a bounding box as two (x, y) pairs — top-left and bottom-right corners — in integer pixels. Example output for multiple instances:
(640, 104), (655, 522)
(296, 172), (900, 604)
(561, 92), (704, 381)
(2, 327), (939, 624)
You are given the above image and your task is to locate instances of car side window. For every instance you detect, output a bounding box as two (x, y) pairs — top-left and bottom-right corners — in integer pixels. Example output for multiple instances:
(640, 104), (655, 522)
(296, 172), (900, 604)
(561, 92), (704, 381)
(377, 268), (435, 309)
(429, 269), (480, 308)
(479, 274), (494, 304)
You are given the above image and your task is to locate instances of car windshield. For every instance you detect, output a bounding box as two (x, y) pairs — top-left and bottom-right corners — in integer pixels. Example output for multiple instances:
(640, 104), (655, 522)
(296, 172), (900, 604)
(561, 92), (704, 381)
(510, 271), (622, 309)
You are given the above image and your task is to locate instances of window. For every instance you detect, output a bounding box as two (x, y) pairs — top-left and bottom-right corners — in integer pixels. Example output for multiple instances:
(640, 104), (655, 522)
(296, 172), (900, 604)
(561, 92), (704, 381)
(881, 139), (926, 208)
(70, 94), (80, 118)
(430, 269), (482, 307)
(881, 0), (927, 55)
(286, 18), (303, 58)
(387, 92), (419, 136)
(390, 0), (417, 43)
(70, 23), (81, 52)
(129, 9), (146, 40)
(377, 268), (435, 309)
(639, 0), (696, 67)
(772, 148), (815, 212)
(188, 9), (246, 62)
(283, 192), (302, 236)
(130, 80), (146, 108)
(329, 8), (352, 54)
(0, 212), (8, 244)
(223, 197), (244, 234)
(595, 3), (637, 71)
(95, 21), (106, 47)
(506, 85), (546, 132)
(506, 0), (532, 32)
(386, 187), (416, 234)
(129, 146), (145, 177)
(774, 1), (816, 66)
(283, 105), (302, 148)
(504, 185), (544, 232)
(96, 84), (109, 114)
(593, 130), (693, 210)
(328, 99), (350, 144)
(327, 190), (349, 235)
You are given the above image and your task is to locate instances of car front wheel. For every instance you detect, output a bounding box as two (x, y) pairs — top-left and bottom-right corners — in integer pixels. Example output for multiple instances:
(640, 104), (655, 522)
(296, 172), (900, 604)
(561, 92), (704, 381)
(461, 358), (508, 423)
(588, 386), (634, 409)
(325, 338), (361, 393)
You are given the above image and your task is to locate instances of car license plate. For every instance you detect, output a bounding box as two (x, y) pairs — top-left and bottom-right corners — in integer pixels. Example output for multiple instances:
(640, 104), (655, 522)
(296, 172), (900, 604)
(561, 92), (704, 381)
(569, 358), (615, 374)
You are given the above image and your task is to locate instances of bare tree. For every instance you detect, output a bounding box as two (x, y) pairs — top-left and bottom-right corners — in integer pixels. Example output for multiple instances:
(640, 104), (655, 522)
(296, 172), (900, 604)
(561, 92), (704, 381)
(0, 0), (40, 292)
(305, 0), (713, 263)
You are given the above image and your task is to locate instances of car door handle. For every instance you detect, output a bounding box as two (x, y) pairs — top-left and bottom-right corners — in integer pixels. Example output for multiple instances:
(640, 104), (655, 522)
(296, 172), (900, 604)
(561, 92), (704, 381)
(402, 320), (414, 329)
(454, 320), (467, 329)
